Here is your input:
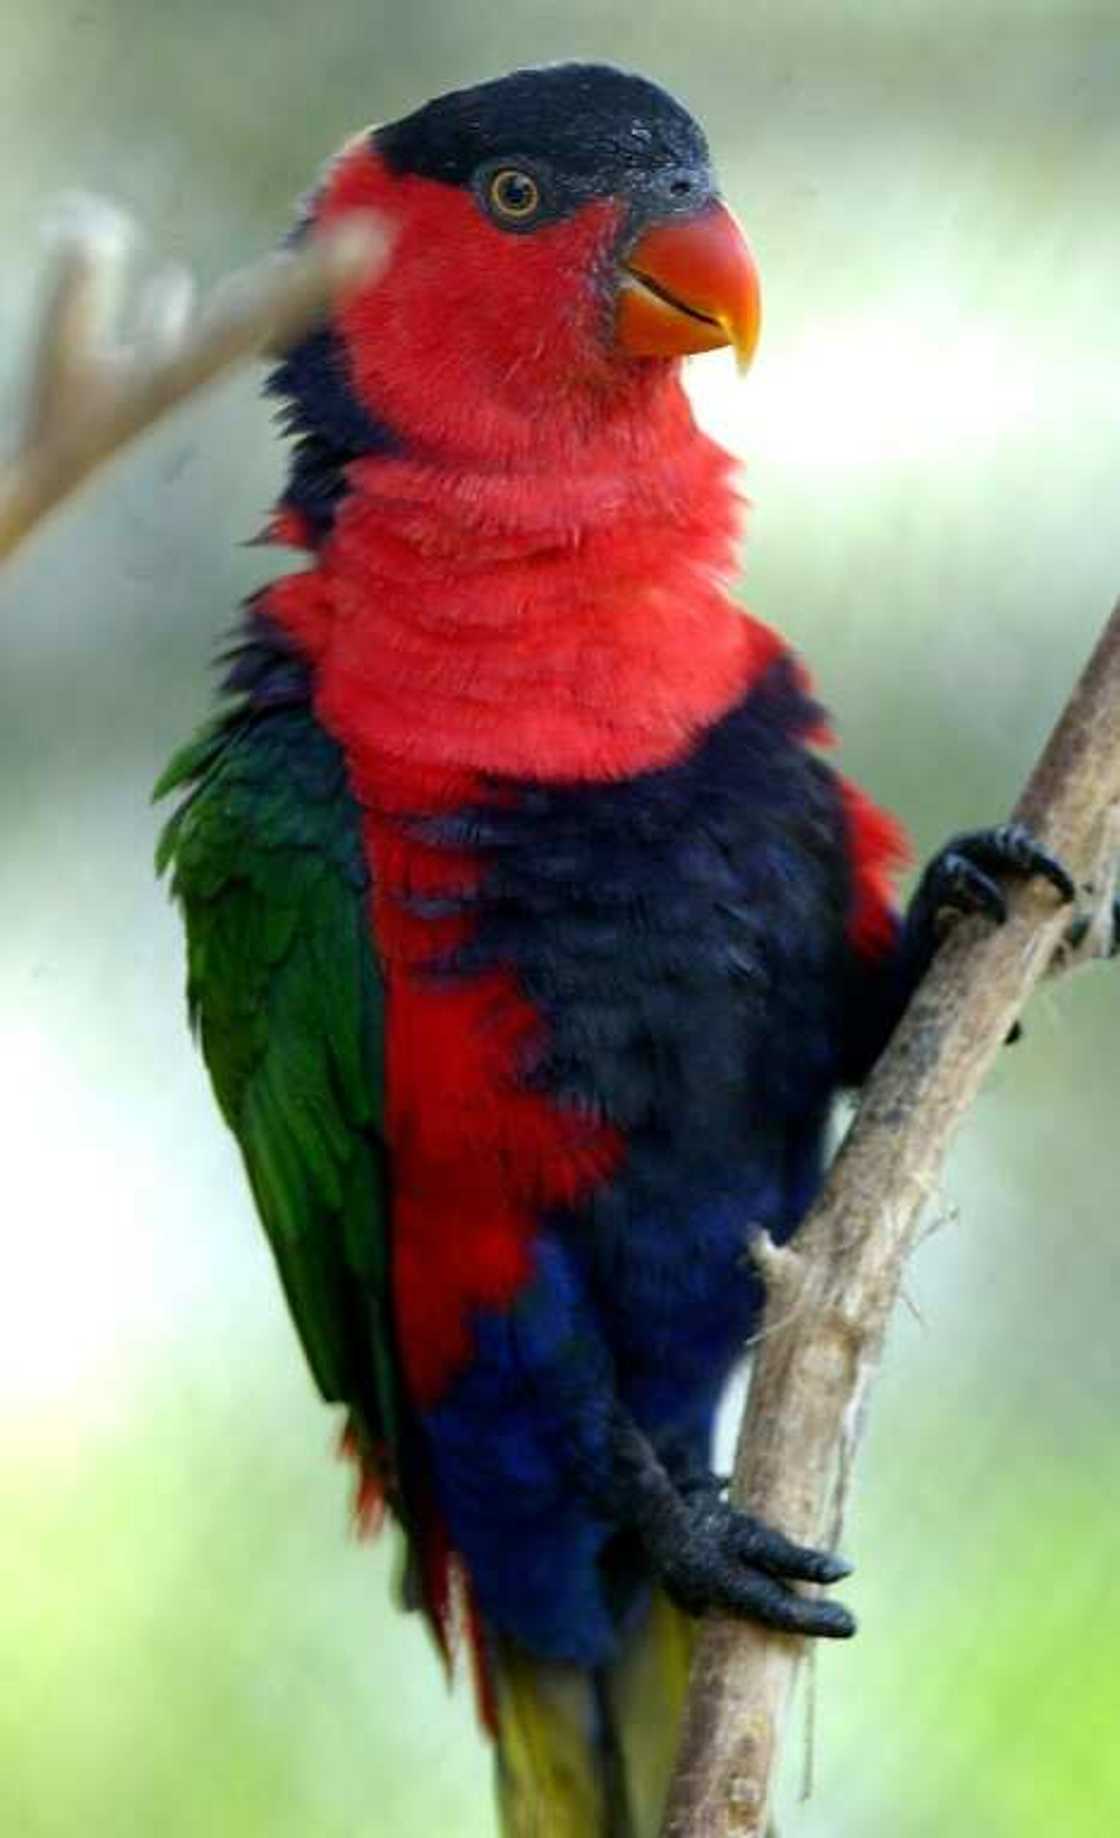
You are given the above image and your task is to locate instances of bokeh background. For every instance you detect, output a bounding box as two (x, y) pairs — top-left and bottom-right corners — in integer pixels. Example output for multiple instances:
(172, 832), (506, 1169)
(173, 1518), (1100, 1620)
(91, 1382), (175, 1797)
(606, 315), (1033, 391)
(2, 3), (1118, 1833)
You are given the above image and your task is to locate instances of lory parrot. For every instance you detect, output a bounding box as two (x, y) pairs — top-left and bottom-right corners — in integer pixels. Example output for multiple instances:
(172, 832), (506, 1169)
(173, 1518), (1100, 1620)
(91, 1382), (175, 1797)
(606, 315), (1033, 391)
(157, 63), (1076, 1837)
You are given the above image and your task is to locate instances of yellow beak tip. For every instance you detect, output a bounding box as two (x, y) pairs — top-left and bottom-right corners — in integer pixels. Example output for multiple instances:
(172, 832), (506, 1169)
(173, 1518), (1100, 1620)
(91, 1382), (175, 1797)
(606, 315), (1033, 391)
(722, 320), (758, 376)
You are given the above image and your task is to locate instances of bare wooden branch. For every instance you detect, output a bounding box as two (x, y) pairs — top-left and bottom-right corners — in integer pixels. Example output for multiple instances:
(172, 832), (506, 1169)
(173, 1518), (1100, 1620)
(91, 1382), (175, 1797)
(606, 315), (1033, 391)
(663, 596), (1120, 1837)
(0, 198), (390, 563)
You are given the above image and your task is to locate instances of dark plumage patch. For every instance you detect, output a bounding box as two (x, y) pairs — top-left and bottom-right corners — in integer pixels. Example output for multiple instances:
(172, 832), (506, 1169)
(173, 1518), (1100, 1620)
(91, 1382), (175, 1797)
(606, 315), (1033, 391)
(421, 658), (859, 1411)
(265, 325), (400, 539)
(218, 598), (316, 714)
(376, 62), (715, 232)
(428, 655), (851, 1136)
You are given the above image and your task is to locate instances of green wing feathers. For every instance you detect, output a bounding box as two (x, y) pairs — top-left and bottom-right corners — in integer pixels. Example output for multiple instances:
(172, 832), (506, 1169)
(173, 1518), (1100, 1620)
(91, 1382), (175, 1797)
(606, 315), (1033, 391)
(156, 704), (402, 1483)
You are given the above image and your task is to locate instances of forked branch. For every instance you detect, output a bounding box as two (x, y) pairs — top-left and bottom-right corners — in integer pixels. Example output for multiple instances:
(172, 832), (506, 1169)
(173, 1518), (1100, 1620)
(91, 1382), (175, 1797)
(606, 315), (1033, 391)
(663, 595), (1120, 1836)
(0, 197), (389, 563)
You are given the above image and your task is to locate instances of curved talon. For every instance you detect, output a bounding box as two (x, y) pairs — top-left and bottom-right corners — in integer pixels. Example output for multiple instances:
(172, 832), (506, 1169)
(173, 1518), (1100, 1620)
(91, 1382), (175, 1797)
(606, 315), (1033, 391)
(988, 823), (1075, 903)
(937, 852), (1008, 924)
(922, 822), (1075, 931)
(728, 1510), (853, 1583)
(702, 1562), (856, 1638)
(643, 1484), (855, 1639)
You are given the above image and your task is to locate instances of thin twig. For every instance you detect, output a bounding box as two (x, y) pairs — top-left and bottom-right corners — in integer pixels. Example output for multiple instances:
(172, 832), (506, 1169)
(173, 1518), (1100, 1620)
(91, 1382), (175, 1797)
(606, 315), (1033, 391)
(0, 197), (389, 562)
(663, 596), (1120, 1837)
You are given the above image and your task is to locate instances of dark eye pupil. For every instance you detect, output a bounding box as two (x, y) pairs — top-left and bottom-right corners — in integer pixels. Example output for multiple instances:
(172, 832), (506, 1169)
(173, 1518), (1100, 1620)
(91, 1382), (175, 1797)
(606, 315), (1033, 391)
(489, 169), (539, 219)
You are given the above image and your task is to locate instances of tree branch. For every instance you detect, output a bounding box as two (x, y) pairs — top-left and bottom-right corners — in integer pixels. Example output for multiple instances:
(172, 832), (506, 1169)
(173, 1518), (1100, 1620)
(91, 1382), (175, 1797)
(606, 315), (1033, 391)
(0, 197), (389, 563)
(663, 594), (1120, 1837)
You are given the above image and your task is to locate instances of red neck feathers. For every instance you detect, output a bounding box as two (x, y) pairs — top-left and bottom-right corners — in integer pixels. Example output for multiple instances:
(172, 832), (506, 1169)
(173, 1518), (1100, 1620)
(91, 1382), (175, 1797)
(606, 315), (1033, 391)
(265, 142), (785, 788)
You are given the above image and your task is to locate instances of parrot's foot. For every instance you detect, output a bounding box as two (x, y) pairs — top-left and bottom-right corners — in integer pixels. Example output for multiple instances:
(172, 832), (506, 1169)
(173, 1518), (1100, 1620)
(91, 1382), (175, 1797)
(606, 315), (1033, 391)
(641, 1480), (855, 1639)
(917, 822), (1075, 931)
(909, 824), (1078, 1045)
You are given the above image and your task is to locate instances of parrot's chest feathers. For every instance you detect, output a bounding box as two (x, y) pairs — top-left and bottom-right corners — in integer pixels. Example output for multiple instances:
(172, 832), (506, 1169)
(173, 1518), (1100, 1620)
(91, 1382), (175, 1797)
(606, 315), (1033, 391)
(267, 414), (784, 786)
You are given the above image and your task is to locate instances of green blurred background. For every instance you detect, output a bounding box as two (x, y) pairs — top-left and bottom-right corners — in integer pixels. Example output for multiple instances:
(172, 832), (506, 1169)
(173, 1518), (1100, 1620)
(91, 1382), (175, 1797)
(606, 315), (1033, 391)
(2, 3), (1118, 1833)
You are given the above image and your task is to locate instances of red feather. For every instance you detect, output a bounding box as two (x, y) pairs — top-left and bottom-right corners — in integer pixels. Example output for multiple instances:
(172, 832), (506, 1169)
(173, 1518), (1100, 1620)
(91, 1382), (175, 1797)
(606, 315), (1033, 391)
(837, 775), (911, 958)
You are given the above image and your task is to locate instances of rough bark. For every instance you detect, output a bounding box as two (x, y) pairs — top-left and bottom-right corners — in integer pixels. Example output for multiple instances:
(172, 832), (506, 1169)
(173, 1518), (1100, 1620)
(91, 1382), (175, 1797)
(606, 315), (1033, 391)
(663, 596), (1120, 1837)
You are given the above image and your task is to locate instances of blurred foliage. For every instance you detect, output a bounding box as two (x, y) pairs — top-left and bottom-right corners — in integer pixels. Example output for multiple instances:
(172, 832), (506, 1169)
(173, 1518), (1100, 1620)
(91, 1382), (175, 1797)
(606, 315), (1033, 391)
(1, 3), (1118, 1834)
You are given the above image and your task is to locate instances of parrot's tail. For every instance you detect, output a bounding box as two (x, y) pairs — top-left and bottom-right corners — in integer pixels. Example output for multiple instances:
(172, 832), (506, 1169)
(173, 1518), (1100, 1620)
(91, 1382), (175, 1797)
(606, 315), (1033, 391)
(492, 1591), (695, 1838)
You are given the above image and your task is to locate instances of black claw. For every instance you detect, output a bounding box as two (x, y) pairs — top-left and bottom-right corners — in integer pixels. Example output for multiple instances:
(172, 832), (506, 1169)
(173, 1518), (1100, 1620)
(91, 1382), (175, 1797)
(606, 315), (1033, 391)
(640, 1481), (855, 1640)
(1046, 857), (1077, 903)
(960, 823), (1075, 905)
(811, 1549), (854, 1584)
(941, 853), (1008, 924)
(916, 823), (1075, 949)
(731, 1514), (852, 1585)
(991, 823), (1076, 904)
(800, 1597), (857, 1639)
(721, 1568), (857, 1640)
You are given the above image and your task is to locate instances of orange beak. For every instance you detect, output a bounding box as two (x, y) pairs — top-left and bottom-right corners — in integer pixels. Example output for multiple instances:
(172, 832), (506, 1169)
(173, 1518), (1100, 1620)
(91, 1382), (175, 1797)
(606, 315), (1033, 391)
(616, 199), (761, 372)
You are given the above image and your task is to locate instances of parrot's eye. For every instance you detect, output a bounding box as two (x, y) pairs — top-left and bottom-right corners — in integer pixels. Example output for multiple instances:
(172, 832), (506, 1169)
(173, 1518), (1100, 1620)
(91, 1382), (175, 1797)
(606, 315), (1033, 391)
(487, 168), (541, 224)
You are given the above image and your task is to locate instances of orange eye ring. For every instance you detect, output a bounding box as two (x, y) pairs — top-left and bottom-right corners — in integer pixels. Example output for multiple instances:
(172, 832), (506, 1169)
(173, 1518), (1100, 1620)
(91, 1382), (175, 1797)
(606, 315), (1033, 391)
(488, 168), (541, 222)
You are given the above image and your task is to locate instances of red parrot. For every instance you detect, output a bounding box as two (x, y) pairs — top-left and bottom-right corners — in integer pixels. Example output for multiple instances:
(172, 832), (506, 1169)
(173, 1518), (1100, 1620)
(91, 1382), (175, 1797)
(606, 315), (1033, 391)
(157, 63), (1075, 1835)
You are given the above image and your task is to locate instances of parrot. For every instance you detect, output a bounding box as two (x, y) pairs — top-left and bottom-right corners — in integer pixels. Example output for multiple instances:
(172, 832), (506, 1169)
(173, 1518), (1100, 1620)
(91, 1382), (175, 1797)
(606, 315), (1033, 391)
(155, 63), (1077, 1837)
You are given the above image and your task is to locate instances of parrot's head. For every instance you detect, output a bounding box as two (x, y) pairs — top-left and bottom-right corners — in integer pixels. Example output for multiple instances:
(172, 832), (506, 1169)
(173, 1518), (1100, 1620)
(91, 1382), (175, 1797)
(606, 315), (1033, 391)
(296, 62), (760, 463)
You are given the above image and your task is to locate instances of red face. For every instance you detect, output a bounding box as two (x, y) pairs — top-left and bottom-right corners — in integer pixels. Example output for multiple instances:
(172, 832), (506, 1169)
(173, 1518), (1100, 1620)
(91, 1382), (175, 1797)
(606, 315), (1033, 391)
(303, 67), (760, 464)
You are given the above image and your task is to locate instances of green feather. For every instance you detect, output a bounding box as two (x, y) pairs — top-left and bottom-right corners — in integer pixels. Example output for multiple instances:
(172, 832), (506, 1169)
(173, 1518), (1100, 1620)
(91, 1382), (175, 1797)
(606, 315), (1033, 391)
(156, 699), (408, 1522)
